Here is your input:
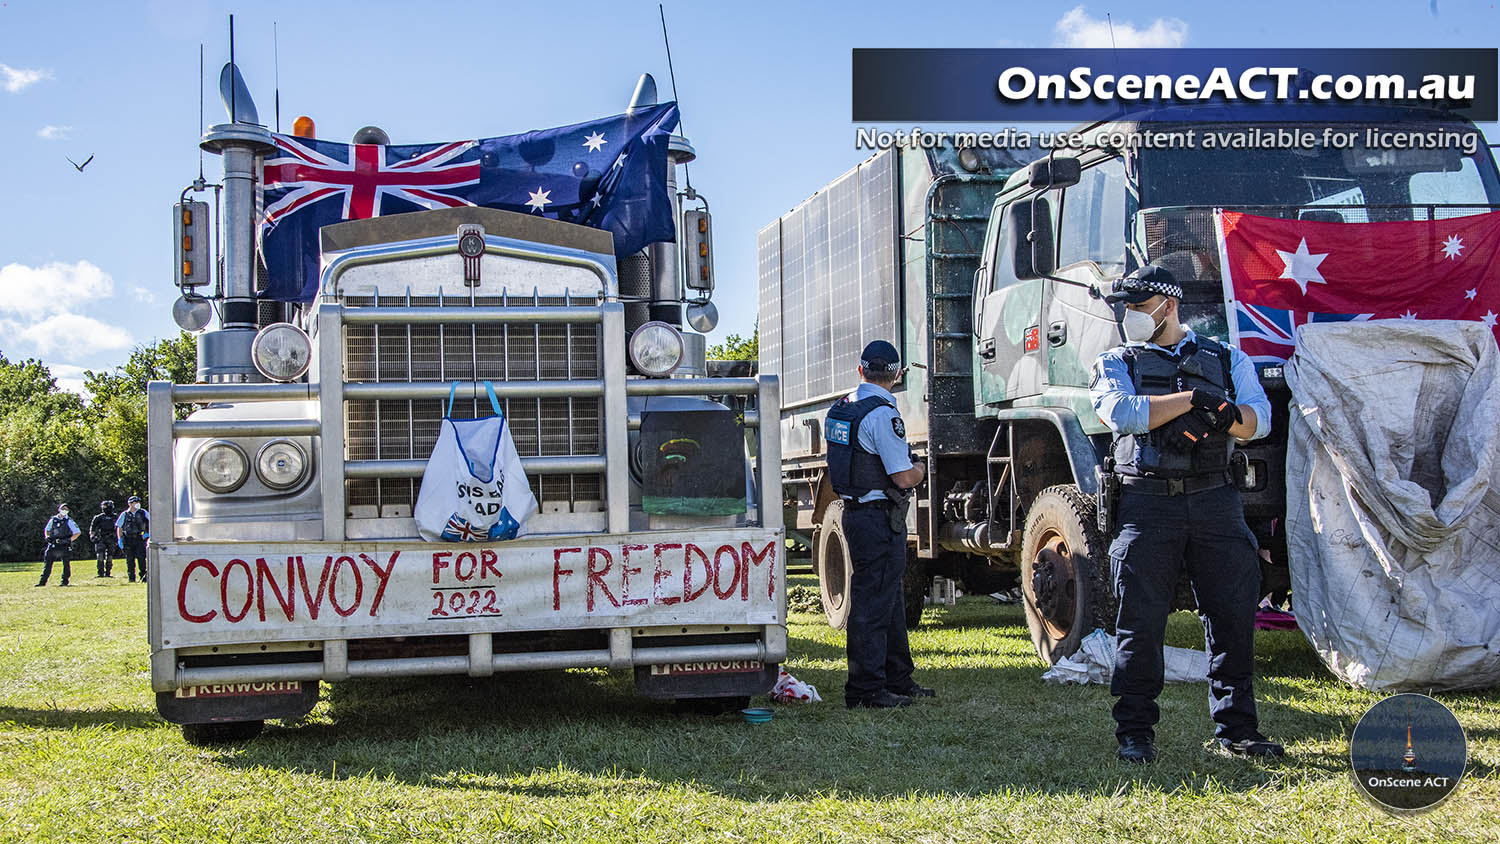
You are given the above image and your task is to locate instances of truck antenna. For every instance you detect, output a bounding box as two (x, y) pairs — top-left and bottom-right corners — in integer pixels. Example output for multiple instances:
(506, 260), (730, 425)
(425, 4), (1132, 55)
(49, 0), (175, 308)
(198, 43), (205, 182)
(658, 3), (692, 191)
(274, 21), (281, 133)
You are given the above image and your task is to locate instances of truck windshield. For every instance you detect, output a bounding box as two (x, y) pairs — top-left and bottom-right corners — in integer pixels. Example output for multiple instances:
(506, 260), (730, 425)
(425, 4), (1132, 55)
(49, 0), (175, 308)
(1139, 122), (1500, 215)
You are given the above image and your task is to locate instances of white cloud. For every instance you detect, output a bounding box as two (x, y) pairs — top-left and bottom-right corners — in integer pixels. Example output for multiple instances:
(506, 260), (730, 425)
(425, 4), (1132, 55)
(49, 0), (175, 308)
(1054, 6), (1188, 48)
(0, 260), (115, 318)
(36, 125), (71, 140)
(18, 313), (132, 359)
(48, 364), (90, 397)
(132, 286), (156, 304)
(0, 63), (51, 93)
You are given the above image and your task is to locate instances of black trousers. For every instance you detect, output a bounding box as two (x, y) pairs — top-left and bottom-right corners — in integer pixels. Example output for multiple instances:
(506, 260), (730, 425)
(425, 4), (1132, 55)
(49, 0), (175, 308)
(1109, 484), (1261, 743)
(123, 539), (147, 581)
(40, 542), (72, 585)
(843, 503), (914, 703)
(95, 541), (113, 576)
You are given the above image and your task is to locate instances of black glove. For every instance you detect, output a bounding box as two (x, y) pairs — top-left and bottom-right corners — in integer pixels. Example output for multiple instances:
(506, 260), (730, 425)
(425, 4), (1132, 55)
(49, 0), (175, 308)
(1189, 389), (1241, 433)
(1160, 411), (1213, 452)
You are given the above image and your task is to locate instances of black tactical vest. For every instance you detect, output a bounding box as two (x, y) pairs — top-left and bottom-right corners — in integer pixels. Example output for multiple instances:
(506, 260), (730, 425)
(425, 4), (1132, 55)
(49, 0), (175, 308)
(121, 509), (148, 540)
(825, 394), (896, 499)
(1112, 336), (1237, 479)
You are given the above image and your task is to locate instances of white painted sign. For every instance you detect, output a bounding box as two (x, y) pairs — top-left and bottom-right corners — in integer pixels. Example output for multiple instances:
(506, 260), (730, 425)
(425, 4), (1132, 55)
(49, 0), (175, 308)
(156, 528), (783, 647)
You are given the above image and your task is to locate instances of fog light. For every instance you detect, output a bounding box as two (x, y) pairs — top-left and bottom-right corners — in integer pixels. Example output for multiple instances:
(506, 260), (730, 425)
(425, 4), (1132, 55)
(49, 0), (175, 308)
(256, 439), (308, 490)
(195, 440), (249, 493)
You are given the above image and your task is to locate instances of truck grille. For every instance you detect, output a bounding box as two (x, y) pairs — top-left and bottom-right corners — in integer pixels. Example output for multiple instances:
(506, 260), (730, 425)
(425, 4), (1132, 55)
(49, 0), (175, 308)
(342, 292), (602, 514)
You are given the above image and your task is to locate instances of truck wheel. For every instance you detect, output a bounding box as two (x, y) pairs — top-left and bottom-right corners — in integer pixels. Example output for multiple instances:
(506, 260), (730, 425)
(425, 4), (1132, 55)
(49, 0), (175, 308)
(903, 555), (928, 629)
(815, 499), (853, 630)
(1019, 485), (1115, 664)
(181, 720), (264, 746)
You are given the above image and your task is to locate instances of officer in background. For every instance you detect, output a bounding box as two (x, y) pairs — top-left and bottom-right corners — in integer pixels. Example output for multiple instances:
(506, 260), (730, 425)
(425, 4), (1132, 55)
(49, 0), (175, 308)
(38, 503), (81, 587)
(116, 495), (150, 583)
(825, 340), (933, 709)
(90, 500), (116, 578)
(1089, 265), (1283, 763)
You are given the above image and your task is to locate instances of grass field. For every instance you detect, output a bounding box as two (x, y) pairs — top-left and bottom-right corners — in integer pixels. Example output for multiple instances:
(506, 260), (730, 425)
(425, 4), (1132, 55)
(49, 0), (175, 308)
(0, 560), (1495, 843)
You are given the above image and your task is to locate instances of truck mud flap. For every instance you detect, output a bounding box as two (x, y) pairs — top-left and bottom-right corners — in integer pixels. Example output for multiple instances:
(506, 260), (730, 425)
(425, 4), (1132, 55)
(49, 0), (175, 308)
(634, 661), (777, 700)
(157, 680), (320, 725)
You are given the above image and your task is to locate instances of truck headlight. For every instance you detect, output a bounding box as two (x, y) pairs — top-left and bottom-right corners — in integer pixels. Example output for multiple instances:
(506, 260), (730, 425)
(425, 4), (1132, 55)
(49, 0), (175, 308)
(251, 322), (312, 382)
(629, 321), (684, 377)
(255, 439), (308, 490)
(195, 440), (249, 493)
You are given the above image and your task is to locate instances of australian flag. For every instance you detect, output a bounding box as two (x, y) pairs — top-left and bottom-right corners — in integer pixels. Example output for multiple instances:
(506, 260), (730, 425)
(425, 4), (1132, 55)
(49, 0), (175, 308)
(259, 102), (681, 302)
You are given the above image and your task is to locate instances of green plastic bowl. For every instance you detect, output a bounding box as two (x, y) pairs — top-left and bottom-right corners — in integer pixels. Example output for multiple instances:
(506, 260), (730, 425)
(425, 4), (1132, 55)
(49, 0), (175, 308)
(741, 707), (774, 724)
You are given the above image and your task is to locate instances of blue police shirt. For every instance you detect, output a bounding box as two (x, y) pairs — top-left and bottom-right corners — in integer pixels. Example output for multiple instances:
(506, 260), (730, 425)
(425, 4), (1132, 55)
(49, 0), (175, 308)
(1089, 328), (1271, 441)
(845, 382), (913, 502)
(43, 516), (80, 537)
(116, 509), (151, 532)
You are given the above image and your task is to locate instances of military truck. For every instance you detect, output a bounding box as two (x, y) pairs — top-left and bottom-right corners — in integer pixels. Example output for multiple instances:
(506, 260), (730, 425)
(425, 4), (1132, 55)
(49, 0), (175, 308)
(762, 109), (1500, 662)
(148, 65), (784, 743)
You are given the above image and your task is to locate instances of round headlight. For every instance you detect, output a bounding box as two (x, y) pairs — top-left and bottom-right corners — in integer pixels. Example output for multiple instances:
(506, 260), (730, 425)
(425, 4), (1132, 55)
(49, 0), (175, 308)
(629, 321), (684, 377)
(195, 440), (249, 493)
(256, 439), (308, 490)
(251, 322), (312, 382)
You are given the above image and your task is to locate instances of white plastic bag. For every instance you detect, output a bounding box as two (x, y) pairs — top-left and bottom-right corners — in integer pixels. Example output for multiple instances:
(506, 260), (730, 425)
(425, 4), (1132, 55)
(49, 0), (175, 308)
(1040, 629), (1209, 685)
(414, 382), (538, 542)
(769, 669), (822, 704)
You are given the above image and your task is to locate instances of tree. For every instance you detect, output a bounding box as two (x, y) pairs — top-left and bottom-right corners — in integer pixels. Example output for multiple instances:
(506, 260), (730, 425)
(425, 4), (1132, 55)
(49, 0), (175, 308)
(707, 328), (758, 362)
(83, 331), (197, 409)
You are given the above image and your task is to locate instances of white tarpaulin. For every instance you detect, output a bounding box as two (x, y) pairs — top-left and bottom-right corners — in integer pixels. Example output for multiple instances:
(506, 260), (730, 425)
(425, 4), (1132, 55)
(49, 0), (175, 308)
(1285, 320), (1500, 691)
(1040, 629), (1209, 685)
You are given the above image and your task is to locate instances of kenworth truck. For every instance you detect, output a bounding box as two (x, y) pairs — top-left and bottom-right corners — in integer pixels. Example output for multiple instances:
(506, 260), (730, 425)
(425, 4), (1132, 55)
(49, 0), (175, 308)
(761, 108), (1499, 662)
(149, 66), (783, 742)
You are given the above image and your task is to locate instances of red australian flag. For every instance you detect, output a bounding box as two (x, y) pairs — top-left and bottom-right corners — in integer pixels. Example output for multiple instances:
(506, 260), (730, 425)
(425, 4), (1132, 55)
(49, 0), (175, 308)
(1217, 209), (1500, 364)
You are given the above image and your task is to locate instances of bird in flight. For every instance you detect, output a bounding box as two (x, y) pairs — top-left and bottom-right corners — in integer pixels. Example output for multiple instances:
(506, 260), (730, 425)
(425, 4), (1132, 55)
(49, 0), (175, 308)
(66, 154), (94, 172)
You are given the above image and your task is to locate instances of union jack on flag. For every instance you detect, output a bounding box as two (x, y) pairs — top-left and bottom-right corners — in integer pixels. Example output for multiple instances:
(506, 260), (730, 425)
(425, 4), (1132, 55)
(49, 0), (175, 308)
(262, 136), (481, 226)
(1234, 302), (1370, 366)
(440, 514), (484, 542)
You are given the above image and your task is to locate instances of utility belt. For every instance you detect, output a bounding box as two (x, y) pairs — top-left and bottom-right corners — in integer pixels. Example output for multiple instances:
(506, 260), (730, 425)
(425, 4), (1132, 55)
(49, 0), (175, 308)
(1118, 472), (1230, 497)
(843, 490), (911, 534)
(842, 497), (893, 510)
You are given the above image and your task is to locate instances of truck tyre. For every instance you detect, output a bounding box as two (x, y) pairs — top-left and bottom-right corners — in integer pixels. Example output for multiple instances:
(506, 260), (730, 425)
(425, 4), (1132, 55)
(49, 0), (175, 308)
(814, 499), (853, 630)
(181, 719), (264, 746)
(903, 555), (928, 630)
(1019, 484), (1116, 664)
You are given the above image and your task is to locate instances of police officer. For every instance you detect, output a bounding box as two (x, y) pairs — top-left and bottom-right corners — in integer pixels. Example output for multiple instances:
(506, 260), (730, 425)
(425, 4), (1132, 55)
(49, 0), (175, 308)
(825, 340), (933, 709)
(90, 500), (116, 578)
(38, 503), (81, 587)
(1090, 265), (1284, 763)
(116, 495), (150, 583)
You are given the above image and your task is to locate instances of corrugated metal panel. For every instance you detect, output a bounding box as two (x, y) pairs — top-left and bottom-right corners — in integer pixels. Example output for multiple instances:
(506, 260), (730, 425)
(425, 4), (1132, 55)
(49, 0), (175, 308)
(342, 292), (601, 514)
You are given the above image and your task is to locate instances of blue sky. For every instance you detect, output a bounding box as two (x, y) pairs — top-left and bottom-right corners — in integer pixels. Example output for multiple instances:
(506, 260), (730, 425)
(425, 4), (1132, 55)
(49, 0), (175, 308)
(1, 0), (1495, 393)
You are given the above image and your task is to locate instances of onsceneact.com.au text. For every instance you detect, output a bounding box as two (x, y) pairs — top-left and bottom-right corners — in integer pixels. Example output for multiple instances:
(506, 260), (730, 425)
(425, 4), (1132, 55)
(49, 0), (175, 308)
(996, 67), (1477, 104)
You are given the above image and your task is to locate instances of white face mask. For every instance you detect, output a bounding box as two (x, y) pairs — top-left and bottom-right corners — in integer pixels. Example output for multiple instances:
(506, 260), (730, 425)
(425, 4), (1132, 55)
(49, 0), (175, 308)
(1121, 299), (1170, 343)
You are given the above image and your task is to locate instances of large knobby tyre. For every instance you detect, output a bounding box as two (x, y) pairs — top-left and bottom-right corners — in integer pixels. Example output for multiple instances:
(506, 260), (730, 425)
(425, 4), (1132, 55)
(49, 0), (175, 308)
(1019, 484), (1116, 664)
(182, 719), (264, 746)
(815, 499), (853, 630)
(902, 555), (928, 630)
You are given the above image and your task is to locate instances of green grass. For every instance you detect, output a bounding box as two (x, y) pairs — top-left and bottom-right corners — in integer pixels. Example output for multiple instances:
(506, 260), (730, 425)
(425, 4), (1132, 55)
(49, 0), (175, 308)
(0, 561), (1495, 843)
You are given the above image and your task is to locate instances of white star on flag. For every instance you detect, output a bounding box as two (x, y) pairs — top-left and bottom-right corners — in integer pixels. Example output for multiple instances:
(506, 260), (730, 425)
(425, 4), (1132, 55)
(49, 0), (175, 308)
(1399, 309), (1419, 320)
(1483, 311), (1499, 330)
(612, 151), (628, 170)
(582, 131), (607, 153)
(1276, 238), (1329, 295)
(589, 191), (605, 208)
(1466, 288), (1478, 301)
(525, 187), (552, 213)
(1441, 235), (1465, 260)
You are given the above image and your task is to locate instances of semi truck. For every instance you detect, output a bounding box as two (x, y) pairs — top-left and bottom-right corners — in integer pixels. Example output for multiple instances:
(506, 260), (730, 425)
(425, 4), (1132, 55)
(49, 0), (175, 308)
(762, 108), (1500, 662)
(148, 64), (784, 743)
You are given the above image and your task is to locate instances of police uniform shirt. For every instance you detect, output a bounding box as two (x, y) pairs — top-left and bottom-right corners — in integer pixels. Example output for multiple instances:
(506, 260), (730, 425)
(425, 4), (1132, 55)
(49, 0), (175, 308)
(845, 382), (913, 503)
(44, 516), (80, 538)
(1089, 328), (1271, 441)
(116, 509), (151, 535)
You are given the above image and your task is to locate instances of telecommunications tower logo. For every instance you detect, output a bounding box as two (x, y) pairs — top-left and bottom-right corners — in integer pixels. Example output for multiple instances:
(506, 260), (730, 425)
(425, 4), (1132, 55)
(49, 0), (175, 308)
(1350, 693), (1467, 814)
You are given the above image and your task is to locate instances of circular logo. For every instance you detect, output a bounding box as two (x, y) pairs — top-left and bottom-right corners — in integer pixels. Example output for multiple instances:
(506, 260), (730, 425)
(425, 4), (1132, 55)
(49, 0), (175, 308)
(1350, 693), (1466, 814)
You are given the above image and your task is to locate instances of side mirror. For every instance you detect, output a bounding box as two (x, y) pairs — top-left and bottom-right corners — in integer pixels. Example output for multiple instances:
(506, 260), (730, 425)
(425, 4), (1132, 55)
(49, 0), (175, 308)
(1026, 156), (1081, 190)
(1010, 197), (1055, 280)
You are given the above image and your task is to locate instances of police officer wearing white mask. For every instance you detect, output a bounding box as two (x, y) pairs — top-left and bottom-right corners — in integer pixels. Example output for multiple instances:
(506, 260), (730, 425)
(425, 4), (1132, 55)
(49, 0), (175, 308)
(824, 340), (933, 709)
(1089, 264), (1283, 764)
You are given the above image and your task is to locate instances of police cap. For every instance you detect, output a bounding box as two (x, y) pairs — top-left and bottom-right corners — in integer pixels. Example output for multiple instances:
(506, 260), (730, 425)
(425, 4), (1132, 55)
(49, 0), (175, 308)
(859, 340), (901, 373)
(127, 495), (142, 504)
(1105, 264), (1183, 305)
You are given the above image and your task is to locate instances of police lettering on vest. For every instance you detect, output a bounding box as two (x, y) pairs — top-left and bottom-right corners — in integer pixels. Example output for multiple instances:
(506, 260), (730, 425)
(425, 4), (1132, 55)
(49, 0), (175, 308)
(825, 395), (897, 498)
(1112, 337), (1236, 479)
